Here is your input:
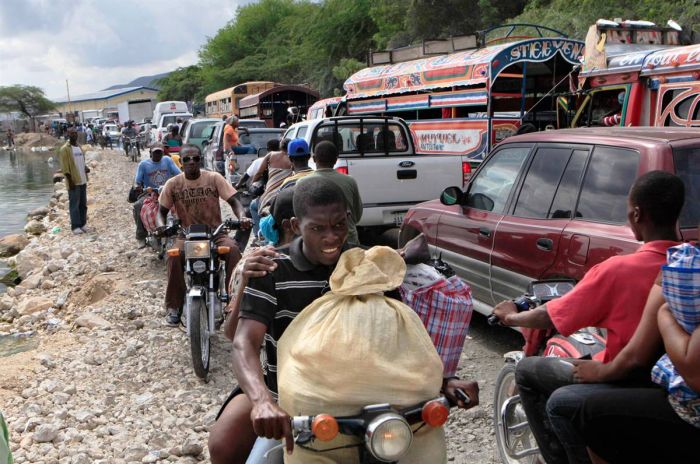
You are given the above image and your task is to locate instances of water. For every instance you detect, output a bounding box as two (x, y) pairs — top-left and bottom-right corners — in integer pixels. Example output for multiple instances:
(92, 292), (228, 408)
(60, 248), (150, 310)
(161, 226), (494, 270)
(0, 332), (39, 357)
(0, 148), (56, 293)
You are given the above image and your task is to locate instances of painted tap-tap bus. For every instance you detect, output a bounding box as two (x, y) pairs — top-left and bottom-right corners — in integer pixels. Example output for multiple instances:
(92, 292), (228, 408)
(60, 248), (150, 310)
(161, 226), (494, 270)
(336, 25), (585, 164)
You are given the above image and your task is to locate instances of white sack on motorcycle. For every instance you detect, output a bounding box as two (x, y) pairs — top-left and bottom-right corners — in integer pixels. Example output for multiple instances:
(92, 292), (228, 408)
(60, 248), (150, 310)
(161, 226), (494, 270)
(278, 246), (446, 463)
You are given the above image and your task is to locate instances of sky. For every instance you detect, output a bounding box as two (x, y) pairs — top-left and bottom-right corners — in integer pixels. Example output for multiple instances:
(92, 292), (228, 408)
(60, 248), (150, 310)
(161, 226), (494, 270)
(0, 0), (251, 100)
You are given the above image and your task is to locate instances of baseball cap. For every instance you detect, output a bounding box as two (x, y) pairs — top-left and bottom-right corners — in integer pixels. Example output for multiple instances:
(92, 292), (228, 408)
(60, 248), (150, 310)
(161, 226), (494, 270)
(150, 143), (165, 154)
(287, 138), (310, 157)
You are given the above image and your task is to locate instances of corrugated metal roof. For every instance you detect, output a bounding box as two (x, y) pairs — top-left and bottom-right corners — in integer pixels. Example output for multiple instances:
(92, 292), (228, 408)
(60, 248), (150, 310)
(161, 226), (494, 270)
(52, 86), (158, 104)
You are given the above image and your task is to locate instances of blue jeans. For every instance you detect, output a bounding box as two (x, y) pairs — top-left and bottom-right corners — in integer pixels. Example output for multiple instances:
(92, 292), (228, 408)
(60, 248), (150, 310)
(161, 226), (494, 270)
(515, 356), (589, 464)
(245, 437), (281, 463)
(68, 184), (87, 230)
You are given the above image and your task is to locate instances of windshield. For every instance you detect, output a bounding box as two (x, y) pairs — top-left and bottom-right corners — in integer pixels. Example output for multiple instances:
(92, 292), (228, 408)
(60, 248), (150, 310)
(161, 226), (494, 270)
(191, 121), (217, 137)
(161, 114), (192, 127)
(240, 131), (282, 147)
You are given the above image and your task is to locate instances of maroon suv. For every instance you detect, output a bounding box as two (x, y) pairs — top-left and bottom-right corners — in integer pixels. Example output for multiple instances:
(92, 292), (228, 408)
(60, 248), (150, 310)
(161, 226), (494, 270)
(399, 127), (699, 316)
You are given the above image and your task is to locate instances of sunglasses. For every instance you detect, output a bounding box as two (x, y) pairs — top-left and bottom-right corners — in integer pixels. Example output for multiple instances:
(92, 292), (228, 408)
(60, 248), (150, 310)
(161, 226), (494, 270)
(182, 155), (201, 163)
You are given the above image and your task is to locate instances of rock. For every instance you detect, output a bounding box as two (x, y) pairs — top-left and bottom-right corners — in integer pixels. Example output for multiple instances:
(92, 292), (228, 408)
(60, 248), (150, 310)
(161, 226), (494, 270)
(35, 352), (55, 368)
(33, 424), (59, 443)
(18, 272), (42, 290)
(55, 291), (70, 309)
(124, 445), (148, 462)
(24, 220), (46, 235)
(39, 379), (59, 393)
(74, 312), (110, 330)
(17, 297), (53, 316)
(0, 234), (29, 257)
(27, 207), (50, 219)
(0, 294), (14, 311)
(46, 259), (66, 273)
(60, 246), (74, 259)
(181, 436), (203, 457)
(72, 410), (94, 423)
(133, 392), (154, 407)
(15, 250), (46, 279)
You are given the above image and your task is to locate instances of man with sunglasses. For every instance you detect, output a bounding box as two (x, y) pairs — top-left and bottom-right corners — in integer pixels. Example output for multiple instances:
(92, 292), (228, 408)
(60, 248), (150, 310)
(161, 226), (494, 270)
(156, 144), (252, 325)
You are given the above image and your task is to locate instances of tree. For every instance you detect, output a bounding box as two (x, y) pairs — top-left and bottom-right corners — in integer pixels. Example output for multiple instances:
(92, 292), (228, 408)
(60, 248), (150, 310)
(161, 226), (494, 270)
(155, 66), (205, 103)
(0, 85), (55, 131)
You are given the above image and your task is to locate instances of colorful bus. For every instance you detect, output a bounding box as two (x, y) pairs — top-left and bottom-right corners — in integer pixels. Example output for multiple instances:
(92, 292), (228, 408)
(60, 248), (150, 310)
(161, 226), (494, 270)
(338, 26), (584, 162)
(204, 81), (277, 120)
(573, 22), (700, 128)
(238, 84), (320, 128)
(307, 96), (344, 120)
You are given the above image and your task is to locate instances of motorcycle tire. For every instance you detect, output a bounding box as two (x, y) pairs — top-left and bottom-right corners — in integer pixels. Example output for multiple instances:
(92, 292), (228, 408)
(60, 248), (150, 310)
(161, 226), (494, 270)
(493, 362), (540, 464)
(189, 296), (210, 381)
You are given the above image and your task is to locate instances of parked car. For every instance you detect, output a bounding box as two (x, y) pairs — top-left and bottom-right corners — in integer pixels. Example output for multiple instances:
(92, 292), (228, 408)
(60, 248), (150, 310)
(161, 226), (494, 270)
(102, 123), (121, 145)
(181, 118), (220, 151)
(399, 127), (700, 316)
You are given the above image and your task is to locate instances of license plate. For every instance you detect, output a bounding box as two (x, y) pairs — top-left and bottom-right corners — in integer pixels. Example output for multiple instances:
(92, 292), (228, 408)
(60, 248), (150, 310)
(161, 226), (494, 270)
(393, 212), (405, 227)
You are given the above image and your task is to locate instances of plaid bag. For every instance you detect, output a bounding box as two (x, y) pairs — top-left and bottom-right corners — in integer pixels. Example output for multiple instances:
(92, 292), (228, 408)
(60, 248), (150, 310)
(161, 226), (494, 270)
(401, 271), (473, 376)
(661, 243), (700, 334)
(140, 192), (160, 233)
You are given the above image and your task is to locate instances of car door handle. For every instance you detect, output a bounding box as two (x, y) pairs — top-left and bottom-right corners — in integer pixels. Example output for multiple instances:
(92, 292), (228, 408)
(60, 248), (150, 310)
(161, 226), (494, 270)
(397, 169), (417, 180)
(479, 227), (491, 237)
(537, 238), (553, 251)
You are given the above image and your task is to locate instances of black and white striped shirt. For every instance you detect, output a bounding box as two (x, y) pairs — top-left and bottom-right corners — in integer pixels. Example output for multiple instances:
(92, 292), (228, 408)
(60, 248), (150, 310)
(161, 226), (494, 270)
(239, 237), (350, 397)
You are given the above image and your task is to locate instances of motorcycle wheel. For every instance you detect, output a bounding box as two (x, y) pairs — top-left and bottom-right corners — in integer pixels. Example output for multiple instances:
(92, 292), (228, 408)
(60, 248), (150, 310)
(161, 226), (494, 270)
(130, 145), (138, 162)
(189, 296), (210, 380)
(494, 362), (540, 464)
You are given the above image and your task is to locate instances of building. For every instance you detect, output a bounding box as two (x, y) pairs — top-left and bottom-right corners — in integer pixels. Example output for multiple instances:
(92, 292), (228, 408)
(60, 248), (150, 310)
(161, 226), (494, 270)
(52, 86), (159, 122)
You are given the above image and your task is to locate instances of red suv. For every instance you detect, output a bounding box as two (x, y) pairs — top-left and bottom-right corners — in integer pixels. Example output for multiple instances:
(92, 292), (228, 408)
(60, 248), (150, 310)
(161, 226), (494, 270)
(399, 127), (699, 316)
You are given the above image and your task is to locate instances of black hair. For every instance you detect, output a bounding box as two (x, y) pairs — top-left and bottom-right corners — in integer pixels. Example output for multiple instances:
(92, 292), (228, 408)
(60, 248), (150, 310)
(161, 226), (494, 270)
(267, 138), (280, 151)
(280, 138), (291, 151)
(180, 143), (202, 157)
(313, 140), (338, 167)
(293, 177), (346, 219)
(629, 170), (685, 227)
(171, 125), (179, 135)
(271, 188), (295, 226)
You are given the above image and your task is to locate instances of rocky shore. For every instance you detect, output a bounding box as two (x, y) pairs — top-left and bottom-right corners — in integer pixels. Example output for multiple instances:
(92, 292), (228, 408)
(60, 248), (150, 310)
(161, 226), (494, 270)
(0, 148), (510, 463)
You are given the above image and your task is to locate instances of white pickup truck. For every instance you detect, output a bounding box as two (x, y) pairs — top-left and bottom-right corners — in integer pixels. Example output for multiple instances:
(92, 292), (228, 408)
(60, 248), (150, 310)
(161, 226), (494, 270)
(283, 116), (468, 244)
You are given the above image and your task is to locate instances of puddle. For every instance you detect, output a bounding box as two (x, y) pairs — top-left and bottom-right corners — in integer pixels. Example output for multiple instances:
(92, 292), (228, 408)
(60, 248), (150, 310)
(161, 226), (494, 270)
(0, 332), (38, 357)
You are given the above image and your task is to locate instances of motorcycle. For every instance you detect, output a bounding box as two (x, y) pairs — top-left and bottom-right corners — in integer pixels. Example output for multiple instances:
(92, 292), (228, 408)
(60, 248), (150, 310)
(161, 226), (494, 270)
(124, 136), (140, 162)
(258, 392), (470, 463)
(487, 280), (605, 464)
(166, 218), (241, 380)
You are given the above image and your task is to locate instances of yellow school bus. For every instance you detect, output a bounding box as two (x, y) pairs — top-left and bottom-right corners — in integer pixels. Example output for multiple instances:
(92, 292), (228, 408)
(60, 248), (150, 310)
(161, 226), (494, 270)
(204, 82), (277, 120)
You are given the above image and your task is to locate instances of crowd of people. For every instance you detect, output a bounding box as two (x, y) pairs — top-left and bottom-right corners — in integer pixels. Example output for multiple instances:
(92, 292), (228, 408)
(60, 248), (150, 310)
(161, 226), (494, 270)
(48, 112), (700, 463)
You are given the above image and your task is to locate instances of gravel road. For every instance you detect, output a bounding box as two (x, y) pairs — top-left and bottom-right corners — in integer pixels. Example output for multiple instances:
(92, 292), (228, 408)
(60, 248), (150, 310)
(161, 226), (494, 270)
(0, 146), (524, 463)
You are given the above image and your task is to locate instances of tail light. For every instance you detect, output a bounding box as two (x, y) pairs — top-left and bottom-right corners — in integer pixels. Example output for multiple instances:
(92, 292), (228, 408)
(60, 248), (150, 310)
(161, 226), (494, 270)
(335, 166), (349, 175)
(421, 400), (449, 427)
(311, 414), (338, 442)
(462, 161), (472, 186)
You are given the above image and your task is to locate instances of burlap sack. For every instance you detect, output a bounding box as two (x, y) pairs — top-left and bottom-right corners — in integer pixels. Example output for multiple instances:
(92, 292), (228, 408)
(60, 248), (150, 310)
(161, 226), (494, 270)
(278, 246), (446, 463)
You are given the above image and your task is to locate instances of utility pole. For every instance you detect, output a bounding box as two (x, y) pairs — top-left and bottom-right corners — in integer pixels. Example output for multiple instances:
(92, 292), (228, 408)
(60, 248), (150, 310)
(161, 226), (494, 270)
(66, 79), (72, 121)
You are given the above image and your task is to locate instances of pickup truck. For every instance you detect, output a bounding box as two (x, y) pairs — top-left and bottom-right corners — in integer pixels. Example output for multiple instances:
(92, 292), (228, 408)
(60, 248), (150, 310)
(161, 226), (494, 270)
(283, 116), (469, 244)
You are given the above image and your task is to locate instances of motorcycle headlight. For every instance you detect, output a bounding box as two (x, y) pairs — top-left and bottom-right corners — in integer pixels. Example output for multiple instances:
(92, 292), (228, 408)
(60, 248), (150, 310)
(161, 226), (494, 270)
(365, 413), (412, 462)
(185, 241), (210, 258)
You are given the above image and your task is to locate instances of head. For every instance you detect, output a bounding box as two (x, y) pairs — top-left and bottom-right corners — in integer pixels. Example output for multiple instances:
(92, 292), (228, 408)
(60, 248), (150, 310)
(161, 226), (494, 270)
(287, 138), (311, 169)
(222, 114), (228, 121)
(150, 143), (165, 162)
(170, 125), (179, 136)
(312, 140), (338, 168)
(260, 188), (296, 246)
(267, 138), (280, 152)
(176, 118), (183, 124)
(292, 177), (348, 266)
(67, 127), (78, 144)
(180, 144), (202, 179)
(280, 138), (291, 153)
(627, 170), (685, 241)
(227, 116), (239, 128)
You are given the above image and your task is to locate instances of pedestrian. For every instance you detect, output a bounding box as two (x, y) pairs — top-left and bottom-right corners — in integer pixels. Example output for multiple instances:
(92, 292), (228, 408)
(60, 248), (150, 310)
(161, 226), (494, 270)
(5, 128), (13, 148)
(279, 138), (313, 190)
(297, 140), (363, 245)
(58, 127), (90, 234)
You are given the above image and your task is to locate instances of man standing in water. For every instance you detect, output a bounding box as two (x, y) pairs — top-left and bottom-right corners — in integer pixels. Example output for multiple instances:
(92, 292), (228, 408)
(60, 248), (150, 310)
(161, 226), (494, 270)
(58, 127), (89, 234)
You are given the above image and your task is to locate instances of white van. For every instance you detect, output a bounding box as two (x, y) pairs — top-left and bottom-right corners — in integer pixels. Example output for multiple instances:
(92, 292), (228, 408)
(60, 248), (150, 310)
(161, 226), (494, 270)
(152, 101), (188, 124)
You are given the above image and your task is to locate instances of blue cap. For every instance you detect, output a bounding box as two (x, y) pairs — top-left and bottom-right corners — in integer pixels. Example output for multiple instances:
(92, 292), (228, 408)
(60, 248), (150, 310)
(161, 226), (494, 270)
(287, 138), (310, 157)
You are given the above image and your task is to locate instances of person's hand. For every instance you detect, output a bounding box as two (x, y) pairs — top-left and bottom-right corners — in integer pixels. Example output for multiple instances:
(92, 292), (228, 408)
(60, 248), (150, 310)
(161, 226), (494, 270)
(239, 217), (252, 231)
(443, 378), (479, 410)
(492, 300), (518, 326)
(572, 360), (605, 383)
(251, 400), (294, 453)
(242, 246), (279, 278)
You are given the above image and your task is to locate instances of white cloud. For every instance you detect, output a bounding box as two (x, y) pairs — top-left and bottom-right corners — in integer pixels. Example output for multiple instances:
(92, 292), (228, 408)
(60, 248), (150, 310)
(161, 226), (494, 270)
(0, 0), (248, 98)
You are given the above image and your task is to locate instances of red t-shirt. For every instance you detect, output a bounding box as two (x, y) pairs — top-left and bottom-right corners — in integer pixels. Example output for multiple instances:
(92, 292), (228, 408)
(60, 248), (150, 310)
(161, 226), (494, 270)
(547, 240), (678, 363)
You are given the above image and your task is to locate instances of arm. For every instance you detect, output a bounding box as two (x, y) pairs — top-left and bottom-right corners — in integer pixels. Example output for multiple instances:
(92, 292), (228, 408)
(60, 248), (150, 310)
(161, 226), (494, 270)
(232, 318), (293, 451)
(492, 300), (555, 329)
(658, 304), (700, 391)
(573, 283), (665, 383)
(225, 194), (251, 230)
(155, 205), (169, 229)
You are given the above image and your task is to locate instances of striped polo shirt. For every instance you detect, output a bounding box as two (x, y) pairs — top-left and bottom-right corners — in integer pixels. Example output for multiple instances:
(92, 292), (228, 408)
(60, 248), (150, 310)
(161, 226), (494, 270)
(239, 237), (351, 398)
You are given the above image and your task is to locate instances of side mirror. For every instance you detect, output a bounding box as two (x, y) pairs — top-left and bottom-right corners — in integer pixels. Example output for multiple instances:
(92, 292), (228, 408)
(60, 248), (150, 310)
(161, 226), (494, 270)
(202, 140), (209, 147)
(440, 186), (464, 206)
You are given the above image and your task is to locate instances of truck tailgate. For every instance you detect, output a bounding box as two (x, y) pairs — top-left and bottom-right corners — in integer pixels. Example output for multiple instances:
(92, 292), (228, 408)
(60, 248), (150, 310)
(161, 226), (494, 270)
(345, 155), (463, 205)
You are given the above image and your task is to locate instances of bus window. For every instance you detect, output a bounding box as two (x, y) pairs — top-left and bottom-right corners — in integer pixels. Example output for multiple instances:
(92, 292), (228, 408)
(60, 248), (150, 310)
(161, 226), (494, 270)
(574, 89), (626, 127)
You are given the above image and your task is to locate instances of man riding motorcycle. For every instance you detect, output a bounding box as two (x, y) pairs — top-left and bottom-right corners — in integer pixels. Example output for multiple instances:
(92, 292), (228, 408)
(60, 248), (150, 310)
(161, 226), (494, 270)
(121, 120), (139, 157)
(491, 171), (685, 464)
(155, 144), (251, 326)
(208, 178), (479, 464)
(132, 143), (181, 248)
